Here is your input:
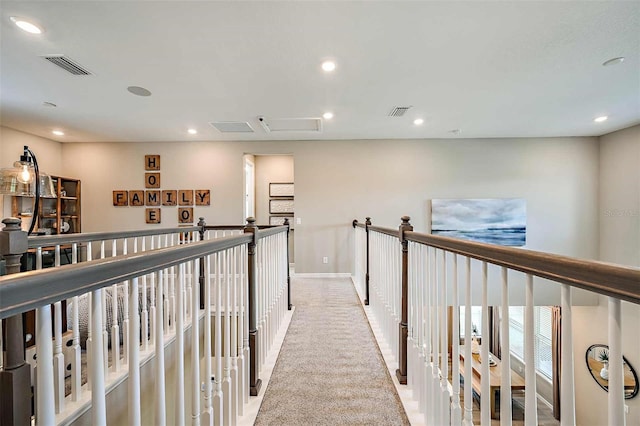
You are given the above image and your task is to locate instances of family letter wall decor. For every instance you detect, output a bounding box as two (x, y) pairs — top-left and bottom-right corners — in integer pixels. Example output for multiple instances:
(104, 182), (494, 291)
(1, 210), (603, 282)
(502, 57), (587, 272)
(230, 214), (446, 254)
(112, 155), (211, 224)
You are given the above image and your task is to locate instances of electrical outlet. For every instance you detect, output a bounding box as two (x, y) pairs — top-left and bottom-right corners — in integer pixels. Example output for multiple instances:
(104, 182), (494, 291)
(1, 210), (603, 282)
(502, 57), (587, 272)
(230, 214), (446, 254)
(625, 404), (629, 414)
(322, 256), (328, 264)
(296, 217), (301, 225)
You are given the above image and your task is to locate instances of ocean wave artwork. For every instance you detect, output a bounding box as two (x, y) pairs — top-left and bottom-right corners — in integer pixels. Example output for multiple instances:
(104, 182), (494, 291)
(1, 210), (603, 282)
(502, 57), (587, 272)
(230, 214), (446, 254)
(431, 198), (526, 247)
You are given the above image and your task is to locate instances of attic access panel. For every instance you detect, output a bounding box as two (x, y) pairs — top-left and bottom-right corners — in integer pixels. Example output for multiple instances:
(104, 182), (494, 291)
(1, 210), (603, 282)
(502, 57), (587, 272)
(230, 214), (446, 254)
(258, 117), (322, 132)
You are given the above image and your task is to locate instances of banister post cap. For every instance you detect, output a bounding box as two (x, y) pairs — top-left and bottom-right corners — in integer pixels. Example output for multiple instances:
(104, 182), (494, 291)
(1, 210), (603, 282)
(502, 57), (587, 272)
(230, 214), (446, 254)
(246, 217), (256, 225)
(365, 217), (372, 226)
(283, 218), (290, 226)
(0, 217), (27, 255)
(401, 216), (411, 224)
(197, 217), (206, 227)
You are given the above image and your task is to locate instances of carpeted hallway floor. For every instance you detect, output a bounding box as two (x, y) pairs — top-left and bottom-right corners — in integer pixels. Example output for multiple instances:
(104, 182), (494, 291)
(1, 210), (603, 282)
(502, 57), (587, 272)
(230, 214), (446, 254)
(254, 277), (410, 425)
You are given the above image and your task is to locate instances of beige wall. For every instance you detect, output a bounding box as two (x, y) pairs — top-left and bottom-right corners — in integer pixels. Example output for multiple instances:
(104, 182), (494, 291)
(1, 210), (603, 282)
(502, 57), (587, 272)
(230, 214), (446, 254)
(57, 136), (601, 280)
(573, 124), (640, 425)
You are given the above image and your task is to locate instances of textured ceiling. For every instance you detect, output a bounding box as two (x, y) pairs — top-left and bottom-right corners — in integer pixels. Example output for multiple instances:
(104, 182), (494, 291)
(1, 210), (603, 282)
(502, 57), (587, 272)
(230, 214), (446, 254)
(1, 1), (639, 143)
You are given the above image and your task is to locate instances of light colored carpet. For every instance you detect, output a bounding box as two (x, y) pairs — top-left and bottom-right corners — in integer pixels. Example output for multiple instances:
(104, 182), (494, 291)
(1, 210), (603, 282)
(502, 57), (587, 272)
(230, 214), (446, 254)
(254, 277), (410, 426)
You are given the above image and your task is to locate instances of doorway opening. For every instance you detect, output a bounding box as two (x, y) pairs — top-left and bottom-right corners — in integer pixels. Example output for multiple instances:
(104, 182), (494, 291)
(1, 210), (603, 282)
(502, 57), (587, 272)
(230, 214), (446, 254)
(243, 154), (294, 264)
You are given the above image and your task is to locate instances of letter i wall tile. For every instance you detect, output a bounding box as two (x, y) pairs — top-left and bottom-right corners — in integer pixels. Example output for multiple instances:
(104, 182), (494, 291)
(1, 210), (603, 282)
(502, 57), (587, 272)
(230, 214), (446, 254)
(112, 155), (211, 225)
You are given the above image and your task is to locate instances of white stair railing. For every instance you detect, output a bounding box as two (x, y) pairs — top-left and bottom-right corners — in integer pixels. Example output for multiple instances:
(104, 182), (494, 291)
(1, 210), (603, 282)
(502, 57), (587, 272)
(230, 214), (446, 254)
(0, 220), (290, 426)
(354, 216), (640, 426)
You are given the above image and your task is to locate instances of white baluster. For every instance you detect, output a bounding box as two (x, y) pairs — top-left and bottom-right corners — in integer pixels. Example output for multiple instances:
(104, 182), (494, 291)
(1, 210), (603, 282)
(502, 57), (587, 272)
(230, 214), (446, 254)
(71, 243), (82, 401)
(111, 242), (120, 373)
(463, 257), (473, 426)
(204, 254), (213, 423)
(213, 253), (223, 426)
(608, 297), (625, 426)
(36, 304), (55, 425)
(149, 238), (156, 348)
(451, 254), (462, 425)
(100, 241), (108, 374)
(164, 235), (170, 334)
(170, 234), (176, 332)
(237, 245), (247, 414)
(481, 262), (490, 426)
(175, 264), (186, 426)
(500, 267), (512, 424)
(91, 289), (107, 426)
(129, 277), (141, 426)
(123, 240), (130, 365)
(440, 250), (450, 426)
(86, 242), (93, 388)
(53, 245), (65, 414)
(155, 270), (166, 426)
(243, 245), (250, 406)
(223, 249), (233, 425)
(524, 274), (537, 426)
(191, 260), (201, 426)
(560, 284), (576, 425)
(230, 246), (239, 423)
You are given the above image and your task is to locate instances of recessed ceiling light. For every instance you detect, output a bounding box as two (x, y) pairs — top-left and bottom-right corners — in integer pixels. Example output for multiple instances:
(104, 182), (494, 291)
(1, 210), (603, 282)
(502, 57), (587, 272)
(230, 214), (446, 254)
(323, 112), (334, 120)
(413, 118), (424, 125)
(321, 61), (336, 72)
(594, 116), (608, 123)
(52, 130), (64, 136)
(127, 86), (152, 97)
(187, 128), (198, 135)
(602, 57), (625, 67)
(10, 17), (43, 34)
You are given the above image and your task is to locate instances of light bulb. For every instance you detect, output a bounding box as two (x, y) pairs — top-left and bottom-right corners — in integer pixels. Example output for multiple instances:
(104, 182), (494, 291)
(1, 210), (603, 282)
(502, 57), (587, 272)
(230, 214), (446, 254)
(17, 163), (33, 184)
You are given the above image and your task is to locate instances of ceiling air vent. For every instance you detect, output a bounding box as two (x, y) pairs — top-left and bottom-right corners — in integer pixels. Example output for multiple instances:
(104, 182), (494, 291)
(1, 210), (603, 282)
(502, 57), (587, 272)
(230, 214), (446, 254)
(210, 121), (255, 133)
(388, 106), (412, 117)
(41, 55), (92, 75)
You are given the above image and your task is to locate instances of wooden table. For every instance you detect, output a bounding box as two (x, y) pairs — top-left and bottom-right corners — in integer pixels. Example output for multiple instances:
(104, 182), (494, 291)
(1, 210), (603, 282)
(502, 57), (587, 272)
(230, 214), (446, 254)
(587, 357), (636, 396)
(459, 348), (526, 419)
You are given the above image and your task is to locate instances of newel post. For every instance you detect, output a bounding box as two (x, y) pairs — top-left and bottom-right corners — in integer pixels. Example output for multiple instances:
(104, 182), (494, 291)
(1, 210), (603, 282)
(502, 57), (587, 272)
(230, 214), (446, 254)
(243, 217), (262, 396)
(198, 217), (206, 310)
(365, 217), (372, 306)
(396, 215), (412, 385)
(0, 218), (31, 426)
(283, 218), (292, 310)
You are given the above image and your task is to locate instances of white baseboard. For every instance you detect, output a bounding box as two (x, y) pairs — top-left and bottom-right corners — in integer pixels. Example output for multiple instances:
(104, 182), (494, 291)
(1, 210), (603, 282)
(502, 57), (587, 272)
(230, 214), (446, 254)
(292, 272), (352, 278)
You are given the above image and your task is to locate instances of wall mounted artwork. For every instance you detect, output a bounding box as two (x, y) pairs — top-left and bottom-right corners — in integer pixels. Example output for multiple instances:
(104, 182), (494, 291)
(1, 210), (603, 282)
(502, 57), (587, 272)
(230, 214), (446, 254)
(430, 198), (526, 246)
(112, 155), (211, 224)
(269, 199), (294, 214)
(269, 182), (294, 197)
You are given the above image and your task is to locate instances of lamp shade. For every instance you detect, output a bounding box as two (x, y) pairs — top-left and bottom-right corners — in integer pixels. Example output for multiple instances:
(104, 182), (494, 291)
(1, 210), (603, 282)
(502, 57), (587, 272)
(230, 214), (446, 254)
(0, 166), (35, 196)
(0, 168), (57, 198)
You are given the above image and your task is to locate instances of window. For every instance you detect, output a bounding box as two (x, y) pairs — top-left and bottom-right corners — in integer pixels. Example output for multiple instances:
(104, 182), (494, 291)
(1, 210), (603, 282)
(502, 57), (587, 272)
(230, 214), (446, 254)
(459, 306), (483, 337)
(508, 306), (553, 379)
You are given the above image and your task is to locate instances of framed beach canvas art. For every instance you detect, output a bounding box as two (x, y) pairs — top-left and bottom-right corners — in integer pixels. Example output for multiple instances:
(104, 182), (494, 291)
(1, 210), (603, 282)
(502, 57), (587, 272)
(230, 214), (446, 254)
(430, 198), (526, 246)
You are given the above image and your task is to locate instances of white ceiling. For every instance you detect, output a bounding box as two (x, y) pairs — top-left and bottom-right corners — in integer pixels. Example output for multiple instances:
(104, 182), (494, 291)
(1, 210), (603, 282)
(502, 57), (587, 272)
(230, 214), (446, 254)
(1, 1), (639, 143)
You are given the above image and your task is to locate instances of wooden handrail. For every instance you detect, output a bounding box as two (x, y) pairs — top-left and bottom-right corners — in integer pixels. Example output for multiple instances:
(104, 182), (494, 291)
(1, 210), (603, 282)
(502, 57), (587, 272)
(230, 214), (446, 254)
(404, 231), (640, 305)
(0, 234), (253, 319)
(27, 226), (200, 248)
(362, 221), (640, 304)
(368, 225), (398, 238)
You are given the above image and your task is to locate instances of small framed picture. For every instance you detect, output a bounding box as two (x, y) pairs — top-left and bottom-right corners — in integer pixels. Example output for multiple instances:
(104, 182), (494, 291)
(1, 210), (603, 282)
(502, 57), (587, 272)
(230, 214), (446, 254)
(269, 199), (294, 214)
(269, 216), (294, 228)
(269, 182), (294, 198)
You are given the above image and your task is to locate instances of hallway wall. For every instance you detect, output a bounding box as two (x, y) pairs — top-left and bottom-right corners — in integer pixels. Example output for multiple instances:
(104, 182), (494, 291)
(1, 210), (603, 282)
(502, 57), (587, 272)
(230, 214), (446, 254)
(572, 124), (640, 425)
(56, 136), (600, 284)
